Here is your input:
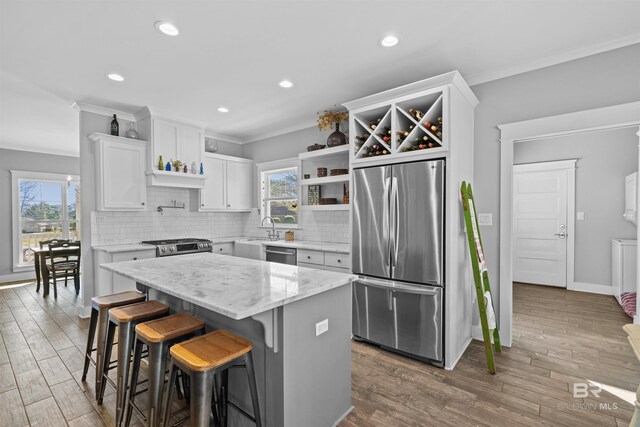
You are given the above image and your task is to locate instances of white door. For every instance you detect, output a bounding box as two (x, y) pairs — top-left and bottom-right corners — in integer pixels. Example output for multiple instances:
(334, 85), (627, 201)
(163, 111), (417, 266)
(226, 160), (252, 210)
(513, 161), (574, 287)
(200, 157), (226, 210)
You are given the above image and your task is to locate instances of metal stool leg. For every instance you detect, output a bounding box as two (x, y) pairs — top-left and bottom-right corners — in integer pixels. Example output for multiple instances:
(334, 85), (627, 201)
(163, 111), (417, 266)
(81, 307), (98, 382)
(115, 321), (134, 426)
(191, 370), (216, 427)
(124, 338), (144, 427)
(94, 307), (110, 399)
(245, 352), (262, 427)
(147, 341), (168, 427)
(98, 319), (117, 405)
(161, 361), (179, 427)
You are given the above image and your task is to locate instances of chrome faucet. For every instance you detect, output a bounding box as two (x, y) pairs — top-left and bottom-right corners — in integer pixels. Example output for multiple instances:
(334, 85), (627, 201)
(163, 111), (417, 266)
(261, 216), (280, 241)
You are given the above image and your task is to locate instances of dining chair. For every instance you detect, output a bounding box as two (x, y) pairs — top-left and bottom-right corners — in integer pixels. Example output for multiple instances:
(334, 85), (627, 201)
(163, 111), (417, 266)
(46, 241), (81, 297)
(40, 238), (72, 287)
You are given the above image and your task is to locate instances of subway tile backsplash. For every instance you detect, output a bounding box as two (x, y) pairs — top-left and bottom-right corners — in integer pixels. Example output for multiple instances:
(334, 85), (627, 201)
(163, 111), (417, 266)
(91, 187), (349, 246)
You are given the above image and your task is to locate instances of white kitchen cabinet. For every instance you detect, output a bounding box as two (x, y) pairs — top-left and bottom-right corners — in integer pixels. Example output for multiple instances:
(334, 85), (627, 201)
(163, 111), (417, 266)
(196, 153), (253, 212)
(211, 242), (234, 255)
(296, 248), (351, 272)
(136, 115), (207, 188)
(90, 133), (147, 211)
(94, 247), (156, 296)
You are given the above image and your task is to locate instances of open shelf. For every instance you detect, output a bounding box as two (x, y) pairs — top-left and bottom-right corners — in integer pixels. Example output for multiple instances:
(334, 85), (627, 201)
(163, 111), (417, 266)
(300, 175), (350, 186)
(301, 204), (350, 211)
(299, 144), (350, 160)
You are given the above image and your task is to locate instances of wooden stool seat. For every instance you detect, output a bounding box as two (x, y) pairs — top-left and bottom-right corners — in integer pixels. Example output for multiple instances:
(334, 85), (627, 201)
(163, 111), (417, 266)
(92, 290), (145, 308)
(170, 330), (253, 372)
(109, 300), (169, 323)
(135, 313), (205, 343)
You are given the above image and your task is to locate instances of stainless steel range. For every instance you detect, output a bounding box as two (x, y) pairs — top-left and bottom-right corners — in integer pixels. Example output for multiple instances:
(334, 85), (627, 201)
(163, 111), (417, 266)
(142, 238), (213, 257)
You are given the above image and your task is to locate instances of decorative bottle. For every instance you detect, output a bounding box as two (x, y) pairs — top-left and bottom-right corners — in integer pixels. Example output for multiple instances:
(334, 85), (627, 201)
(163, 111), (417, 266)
(191, 161), (197, 174)
(165, 160), (171, 171)
(158, 155), (164, 171)
(199, 162), (204, 175)
(110, 114), (119, 136)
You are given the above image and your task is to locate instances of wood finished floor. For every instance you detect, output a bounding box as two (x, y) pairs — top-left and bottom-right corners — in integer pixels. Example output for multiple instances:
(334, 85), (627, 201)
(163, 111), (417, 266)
(340, 283), (638, 427)
(0, 281), (636, 426)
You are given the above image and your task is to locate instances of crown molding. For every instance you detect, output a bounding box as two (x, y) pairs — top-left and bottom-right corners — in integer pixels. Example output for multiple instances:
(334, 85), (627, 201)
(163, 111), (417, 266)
(70, 101), (136, 122)
(204, 130), (244, 145)
(466, 33), (640, 87)
(0, 143), (79, 158)
(242, 119), (318, 144)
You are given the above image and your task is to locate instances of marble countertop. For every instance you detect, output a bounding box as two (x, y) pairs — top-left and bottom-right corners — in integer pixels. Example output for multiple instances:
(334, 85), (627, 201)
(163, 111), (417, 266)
(101, 252), (356, 320)
(92, 243), (156, 253)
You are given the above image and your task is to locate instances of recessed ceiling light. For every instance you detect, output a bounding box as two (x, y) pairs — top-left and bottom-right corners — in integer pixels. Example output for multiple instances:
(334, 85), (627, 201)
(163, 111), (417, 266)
(278, 80), (294, 88)
(380, 35), (399, 47)
(106, 73), (125, 82)
(217, 107), (229, 113)
(154, 21), (180, 36)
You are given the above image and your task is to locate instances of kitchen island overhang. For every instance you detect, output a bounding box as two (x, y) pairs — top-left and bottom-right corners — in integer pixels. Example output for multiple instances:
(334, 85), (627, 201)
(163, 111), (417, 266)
(101, 253), (356, 427)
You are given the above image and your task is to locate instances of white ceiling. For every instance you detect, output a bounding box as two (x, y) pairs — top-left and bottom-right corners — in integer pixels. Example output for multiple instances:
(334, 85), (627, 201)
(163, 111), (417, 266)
(1, 0), (639, 157)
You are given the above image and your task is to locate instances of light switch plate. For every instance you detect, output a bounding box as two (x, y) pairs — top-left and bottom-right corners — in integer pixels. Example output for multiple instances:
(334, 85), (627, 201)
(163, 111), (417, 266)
(315, 319), (329, 336)
(577, 212), (585, 220)
(477, 213), (492, 226)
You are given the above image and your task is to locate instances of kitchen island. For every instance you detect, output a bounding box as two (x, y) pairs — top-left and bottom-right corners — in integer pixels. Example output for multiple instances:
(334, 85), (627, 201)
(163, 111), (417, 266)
(101, 252), (356, 427)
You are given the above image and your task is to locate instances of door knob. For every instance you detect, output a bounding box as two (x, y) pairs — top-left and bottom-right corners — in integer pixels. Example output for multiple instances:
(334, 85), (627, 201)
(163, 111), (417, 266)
(554, 231), (567, 239)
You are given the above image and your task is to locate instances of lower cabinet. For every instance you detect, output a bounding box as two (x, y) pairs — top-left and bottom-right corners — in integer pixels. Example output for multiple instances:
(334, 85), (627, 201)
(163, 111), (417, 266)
(296, 249), (351, 272)
(94, 248), (156, 296)
(211, 242), (234, 255)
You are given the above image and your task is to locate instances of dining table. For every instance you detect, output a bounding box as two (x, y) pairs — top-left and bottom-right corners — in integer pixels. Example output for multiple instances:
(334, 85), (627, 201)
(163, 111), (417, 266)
(31, 244), (80, 297)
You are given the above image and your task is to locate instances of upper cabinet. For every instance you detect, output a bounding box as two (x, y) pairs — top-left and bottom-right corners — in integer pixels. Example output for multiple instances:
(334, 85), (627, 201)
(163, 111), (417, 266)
(136, 114), (207, 188)
(89, 133), (147, 211)
(196, 153), (253, 212)
(343, 71), (478, 167)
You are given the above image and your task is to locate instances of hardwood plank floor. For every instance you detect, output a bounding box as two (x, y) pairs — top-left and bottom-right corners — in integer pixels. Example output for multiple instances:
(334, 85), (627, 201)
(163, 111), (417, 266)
(0, 281), (636, 426)
(340, 283), (638, 427)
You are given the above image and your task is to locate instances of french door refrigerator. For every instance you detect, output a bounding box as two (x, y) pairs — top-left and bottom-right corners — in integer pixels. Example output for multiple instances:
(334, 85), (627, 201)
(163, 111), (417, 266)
(352, 159), (445, 366)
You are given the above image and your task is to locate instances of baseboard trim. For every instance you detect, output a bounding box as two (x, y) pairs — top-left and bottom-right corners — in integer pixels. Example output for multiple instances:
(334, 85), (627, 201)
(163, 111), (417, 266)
(445, 336), (472, 371)
(568, 281), (612, 295)
(331, 405), (354, 427)
(0, 272), (36, 284)
(78, 306), (91, 319)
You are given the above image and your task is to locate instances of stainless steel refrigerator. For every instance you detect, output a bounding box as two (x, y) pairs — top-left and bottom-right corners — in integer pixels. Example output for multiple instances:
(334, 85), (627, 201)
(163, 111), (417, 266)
(352, 159), (445, 366)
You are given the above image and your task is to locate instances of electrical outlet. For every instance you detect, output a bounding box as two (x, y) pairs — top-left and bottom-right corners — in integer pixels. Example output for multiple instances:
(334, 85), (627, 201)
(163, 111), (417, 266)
(577, 212), (585, 221)
(477, 213), (492, 226)
(315, 319), (329, 336)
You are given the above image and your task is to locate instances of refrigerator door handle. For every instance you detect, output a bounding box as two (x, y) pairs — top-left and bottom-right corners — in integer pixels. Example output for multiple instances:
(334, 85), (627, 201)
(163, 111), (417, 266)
(383, 176), (391, 270)
(390, 176), (399, 268)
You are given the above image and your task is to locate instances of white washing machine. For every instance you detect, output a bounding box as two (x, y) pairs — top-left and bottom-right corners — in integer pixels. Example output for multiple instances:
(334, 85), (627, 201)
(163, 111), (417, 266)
(612, 239), (637, 304)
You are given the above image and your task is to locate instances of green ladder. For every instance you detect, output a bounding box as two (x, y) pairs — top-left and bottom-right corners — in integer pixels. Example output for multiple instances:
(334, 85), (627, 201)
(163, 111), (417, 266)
(460, 181), (502, 374)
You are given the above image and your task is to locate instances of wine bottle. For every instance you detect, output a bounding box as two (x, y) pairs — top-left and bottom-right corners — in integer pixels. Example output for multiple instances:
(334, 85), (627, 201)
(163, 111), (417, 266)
(437, 116), (443, 124)
(355, 135), (368, 142)
(408, 108), (423, 120)
(368, 122), (377, 130)
(110, 114), (119, 136)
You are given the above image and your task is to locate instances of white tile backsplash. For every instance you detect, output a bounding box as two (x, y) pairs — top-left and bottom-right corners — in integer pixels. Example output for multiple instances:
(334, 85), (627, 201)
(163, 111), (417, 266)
(91, 187), (349, 245)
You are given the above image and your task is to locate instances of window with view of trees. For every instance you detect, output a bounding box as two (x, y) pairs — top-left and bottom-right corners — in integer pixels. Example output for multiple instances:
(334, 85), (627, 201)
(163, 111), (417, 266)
(12, 172), (80, 267)
(261, 167), (298, 226)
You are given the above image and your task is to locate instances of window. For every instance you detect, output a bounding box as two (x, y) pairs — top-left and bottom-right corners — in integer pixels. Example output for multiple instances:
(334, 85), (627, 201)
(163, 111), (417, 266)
(260, 166), (299, 227)
(11, 171), (80, 269)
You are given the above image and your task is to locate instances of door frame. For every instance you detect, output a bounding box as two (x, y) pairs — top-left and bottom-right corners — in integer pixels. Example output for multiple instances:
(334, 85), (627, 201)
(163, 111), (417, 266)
(513, 159), (576, 289)
(498, 101), (640, 347)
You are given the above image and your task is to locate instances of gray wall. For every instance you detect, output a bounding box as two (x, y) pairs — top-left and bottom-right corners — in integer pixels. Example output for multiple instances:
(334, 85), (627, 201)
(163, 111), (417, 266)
(0, 148), (79, 281)
(472, 43), (640, 317)
(514, 127), (637, 287)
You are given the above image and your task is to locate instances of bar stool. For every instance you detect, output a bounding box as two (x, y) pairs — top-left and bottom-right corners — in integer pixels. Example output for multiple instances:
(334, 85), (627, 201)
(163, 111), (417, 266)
(82, 291), (147, 399)
(99, 300), (170, 426)
(124, 313), (206, 427)
(161, 330), (261, 427)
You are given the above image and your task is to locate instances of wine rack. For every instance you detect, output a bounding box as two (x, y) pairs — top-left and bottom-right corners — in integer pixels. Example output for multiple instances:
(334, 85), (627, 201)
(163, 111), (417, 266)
(348, 89), (446, 163)
(352, 105), (392, 159)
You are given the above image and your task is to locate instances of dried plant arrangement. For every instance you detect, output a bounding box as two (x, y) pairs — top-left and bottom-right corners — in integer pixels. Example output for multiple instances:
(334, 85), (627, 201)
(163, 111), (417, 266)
(317, 111), (349, 131)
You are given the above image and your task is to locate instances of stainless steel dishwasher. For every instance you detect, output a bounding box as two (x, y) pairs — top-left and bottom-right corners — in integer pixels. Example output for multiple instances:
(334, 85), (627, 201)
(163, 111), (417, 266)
(265, 246), (297, 265)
